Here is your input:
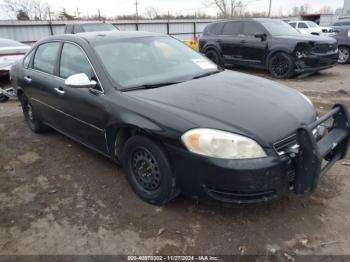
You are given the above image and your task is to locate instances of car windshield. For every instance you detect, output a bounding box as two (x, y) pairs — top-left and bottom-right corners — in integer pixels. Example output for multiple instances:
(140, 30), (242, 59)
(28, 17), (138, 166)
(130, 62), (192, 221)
(82, 23), (117, 32)
(93, 36), (220, 89)
(306, 21), (319, 28)
(261, 20), (300, 36)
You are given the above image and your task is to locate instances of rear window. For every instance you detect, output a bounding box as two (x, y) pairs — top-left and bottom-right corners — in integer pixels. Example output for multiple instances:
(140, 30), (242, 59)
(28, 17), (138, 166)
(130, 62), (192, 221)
(222, 21), (242, 35)
(81, 23), (117, 32)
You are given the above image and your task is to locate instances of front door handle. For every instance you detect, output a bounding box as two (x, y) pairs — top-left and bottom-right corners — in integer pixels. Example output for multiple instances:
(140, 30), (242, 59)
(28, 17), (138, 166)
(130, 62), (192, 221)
(54, 87), (65, 95)
(24, 76), (32, 84)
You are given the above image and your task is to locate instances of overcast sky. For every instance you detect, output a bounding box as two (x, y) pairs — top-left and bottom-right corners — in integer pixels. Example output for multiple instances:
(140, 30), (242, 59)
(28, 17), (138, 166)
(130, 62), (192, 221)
(0, 0), (346, 19)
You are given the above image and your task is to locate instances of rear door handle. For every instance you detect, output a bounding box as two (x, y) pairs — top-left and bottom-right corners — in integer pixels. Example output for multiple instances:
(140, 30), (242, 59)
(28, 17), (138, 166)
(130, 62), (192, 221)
(24, 76), (32, 84)
(54, 87), (65, 95)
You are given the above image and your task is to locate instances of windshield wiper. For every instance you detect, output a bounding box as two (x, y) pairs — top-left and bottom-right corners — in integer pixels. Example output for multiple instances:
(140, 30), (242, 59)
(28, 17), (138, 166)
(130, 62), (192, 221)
(121, 81), (182, 92)
(192, 69), (224, 80)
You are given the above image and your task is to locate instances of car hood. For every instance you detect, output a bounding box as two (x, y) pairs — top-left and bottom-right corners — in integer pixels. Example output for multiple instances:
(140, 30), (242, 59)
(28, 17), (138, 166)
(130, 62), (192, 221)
(274, 34), (336, 43)
(125, 71), (317, 147)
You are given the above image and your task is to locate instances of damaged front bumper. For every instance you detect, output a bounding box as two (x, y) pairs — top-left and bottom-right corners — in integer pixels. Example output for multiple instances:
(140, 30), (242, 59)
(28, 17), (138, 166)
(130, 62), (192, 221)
(295, 52), (338, 74)
(165, 104), (350, 204)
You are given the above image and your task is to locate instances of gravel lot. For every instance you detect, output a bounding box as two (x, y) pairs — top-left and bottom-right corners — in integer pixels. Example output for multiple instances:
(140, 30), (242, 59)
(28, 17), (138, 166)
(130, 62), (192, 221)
(1, 65), (350, 257)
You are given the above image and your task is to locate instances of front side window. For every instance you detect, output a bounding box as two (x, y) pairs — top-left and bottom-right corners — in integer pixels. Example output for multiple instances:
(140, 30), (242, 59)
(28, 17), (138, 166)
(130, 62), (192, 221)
(59, 43), (93, 79)
(222, 22), (242, 35)
(243, 22), (263, 36)
(306, 21), (319, 28)
(33, 42), (60, 74)
(94, 36), (219, 89)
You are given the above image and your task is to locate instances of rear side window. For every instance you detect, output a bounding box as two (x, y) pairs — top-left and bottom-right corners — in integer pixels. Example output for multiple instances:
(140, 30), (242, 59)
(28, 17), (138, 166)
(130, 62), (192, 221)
(59, 43), (93, 79)
(298, 22), (308, 29)
(33, 42), (60, 74)
(222, 22), (242, 35)
(289, 22), (296, 28)
(242, 22), (263, 36)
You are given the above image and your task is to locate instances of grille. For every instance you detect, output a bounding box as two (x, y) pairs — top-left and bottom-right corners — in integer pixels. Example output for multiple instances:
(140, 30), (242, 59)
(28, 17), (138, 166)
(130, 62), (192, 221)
(273, 134), (297, 155)
(312, 43), (337, 54)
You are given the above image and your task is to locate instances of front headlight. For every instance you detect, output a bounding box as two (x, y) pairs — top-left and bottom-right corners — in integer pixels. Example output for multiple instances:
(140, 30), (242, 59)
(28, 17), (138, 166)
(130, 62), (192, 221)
(181, 128), (267, 159)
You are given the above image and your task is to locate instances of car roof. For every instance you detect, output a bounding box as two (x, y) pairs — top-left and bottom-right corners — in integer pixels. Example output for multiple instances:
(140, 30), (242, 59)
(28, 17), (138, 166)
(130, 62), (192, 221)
(208, 18), (286, 25)
(37, 31), (164, 45)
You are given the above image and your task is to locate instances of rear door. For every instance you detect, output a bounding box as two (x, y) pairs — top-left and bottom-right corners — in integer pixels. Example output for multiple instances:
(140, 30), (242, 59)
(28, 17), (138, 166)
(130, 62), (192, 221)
(239, 21), (268, 65)
(22, 42), (64, 125)
(218, 21), (244, 62)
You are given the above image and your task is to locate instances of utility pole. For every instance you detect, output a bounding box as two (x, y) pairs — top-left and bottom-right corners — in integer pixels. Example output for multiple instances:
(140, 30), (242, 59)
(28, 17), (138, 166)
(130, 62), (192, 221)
(98, 8), (101, 21)
(268, 0), (272, 17)
(135, 0), (139, 20)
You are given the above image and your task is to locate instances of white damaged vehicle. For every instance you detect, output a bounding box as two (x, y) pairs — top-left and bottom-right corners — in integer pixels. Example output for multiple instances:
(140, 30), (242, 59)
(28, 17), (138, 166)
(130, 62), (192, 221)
(288, 21), (336, 37)
(0, 38), (29, 78)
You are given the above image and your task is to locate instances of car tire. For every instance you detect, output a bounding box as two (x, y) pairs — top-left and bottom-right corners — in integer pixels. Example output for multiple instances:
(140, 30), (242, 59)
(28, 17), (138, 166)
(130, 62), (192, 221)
(338, 46), (350, 64)
(20, 94), (50, 133)
(122, 135), (179, 205)
(0, 94), (9, 103)
(268, 53), (295, 79)
(205, 49), (224, 67)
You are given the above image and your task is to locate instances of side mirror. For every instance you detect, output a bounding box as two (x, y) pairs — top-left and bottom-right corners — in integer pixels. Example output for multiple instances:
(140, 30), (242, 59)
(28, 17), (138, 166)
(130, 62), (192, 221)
(254, 32), (267, 41)
(65, 73), (96, 88)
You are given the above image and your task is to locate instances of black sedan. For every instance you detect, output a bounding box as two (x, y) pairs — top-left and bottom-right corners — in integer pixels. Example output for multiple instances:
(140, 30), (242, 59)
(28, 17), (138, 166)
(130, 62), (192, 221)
(11, 31), (350, 205)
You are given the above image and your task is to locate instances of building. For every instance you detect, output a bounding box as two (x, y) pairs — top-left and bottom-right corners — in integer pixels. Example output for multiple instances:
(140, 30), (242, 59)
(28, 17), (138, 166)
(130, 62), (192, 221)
(343, 0), (350, 16)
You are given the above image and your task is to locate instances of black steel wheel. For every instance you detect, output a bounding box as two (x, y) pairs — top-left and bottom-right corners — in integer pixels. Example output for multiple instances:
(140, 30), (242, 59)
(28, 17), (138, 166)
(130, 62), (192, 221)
(132, 148), (161, 192)
(205, 49), (224, 67)
(268, 53), (294, 79)
(338, 46), (350, 64)
(20, 94), (49, 133)
(122, 136), (179, 205)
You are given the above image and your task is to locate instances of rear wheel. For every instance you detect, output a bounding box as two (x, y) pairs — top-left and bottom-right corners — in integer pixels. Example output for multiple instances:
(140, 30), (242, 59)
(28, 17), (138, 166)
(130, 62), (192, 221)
(122, 136), (179, 205)
(205, 49), (224, 67)
(268, 53), (295, 79)
(20, 94), (49, 133)
(338, 46), (350, 64)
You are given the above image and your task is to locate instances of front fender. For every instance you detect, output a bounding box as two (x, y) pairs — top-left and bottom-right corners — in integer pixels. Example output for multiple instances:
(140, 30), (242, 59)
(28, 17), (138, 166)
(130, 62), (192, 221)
(266, 47), (295, 66)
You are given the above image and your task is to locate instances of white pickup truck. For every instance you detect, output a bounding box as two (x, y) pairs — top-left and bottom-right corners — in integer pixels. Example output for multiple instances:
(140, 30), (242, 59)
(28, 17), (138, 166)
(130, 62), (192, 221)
(288, 21), (336, 37)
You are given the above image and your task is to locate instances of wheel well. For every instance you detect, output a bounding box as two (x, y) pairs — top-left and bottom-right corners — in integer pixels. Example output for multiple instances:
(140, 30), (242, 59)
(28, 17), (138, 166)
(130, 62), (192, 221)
(17, 89), (23, 99)
(339, 45), (350, 49)
(107, 126), (154, 164)
(266, 51), (291, 66)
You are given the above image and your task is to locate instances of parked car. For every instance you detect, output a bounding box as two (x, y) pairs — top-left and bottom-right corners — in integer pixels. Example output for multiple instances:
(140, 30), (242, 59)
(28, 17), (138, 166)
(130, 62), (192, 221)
(199, 19), (339, 79)
(0, 38), (29, 78)
(64, 22), (119, 34)
(11, 31), (350, 205)
(288, 21), (336, 37)
(333, 27), (350, 64)
(331, 19), (350, 31)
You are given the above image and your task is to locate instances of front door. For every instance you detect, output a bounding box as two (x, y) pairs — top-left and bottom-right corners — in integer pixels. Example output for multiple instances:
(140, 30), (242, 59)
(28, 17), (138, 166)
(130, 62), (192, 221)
(54, 42), (108, 154)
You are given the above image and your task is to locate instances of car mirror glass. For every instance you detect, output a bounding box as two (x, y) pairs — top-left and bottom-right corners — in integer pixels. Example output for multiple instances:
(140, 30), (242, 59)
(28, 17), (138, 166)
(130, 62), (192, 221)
(65, 73), (96, 88)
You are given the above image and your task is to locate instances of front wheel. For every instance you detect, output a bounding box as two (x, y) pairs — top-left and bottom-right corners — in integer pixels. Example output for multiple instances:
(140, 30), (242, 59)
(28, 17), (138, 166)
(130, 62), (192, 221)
(338, 46), (350, 64)
(268, 53), (295, 79)
(122, 136), (179, 205)
(20, 94), (49, 133)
